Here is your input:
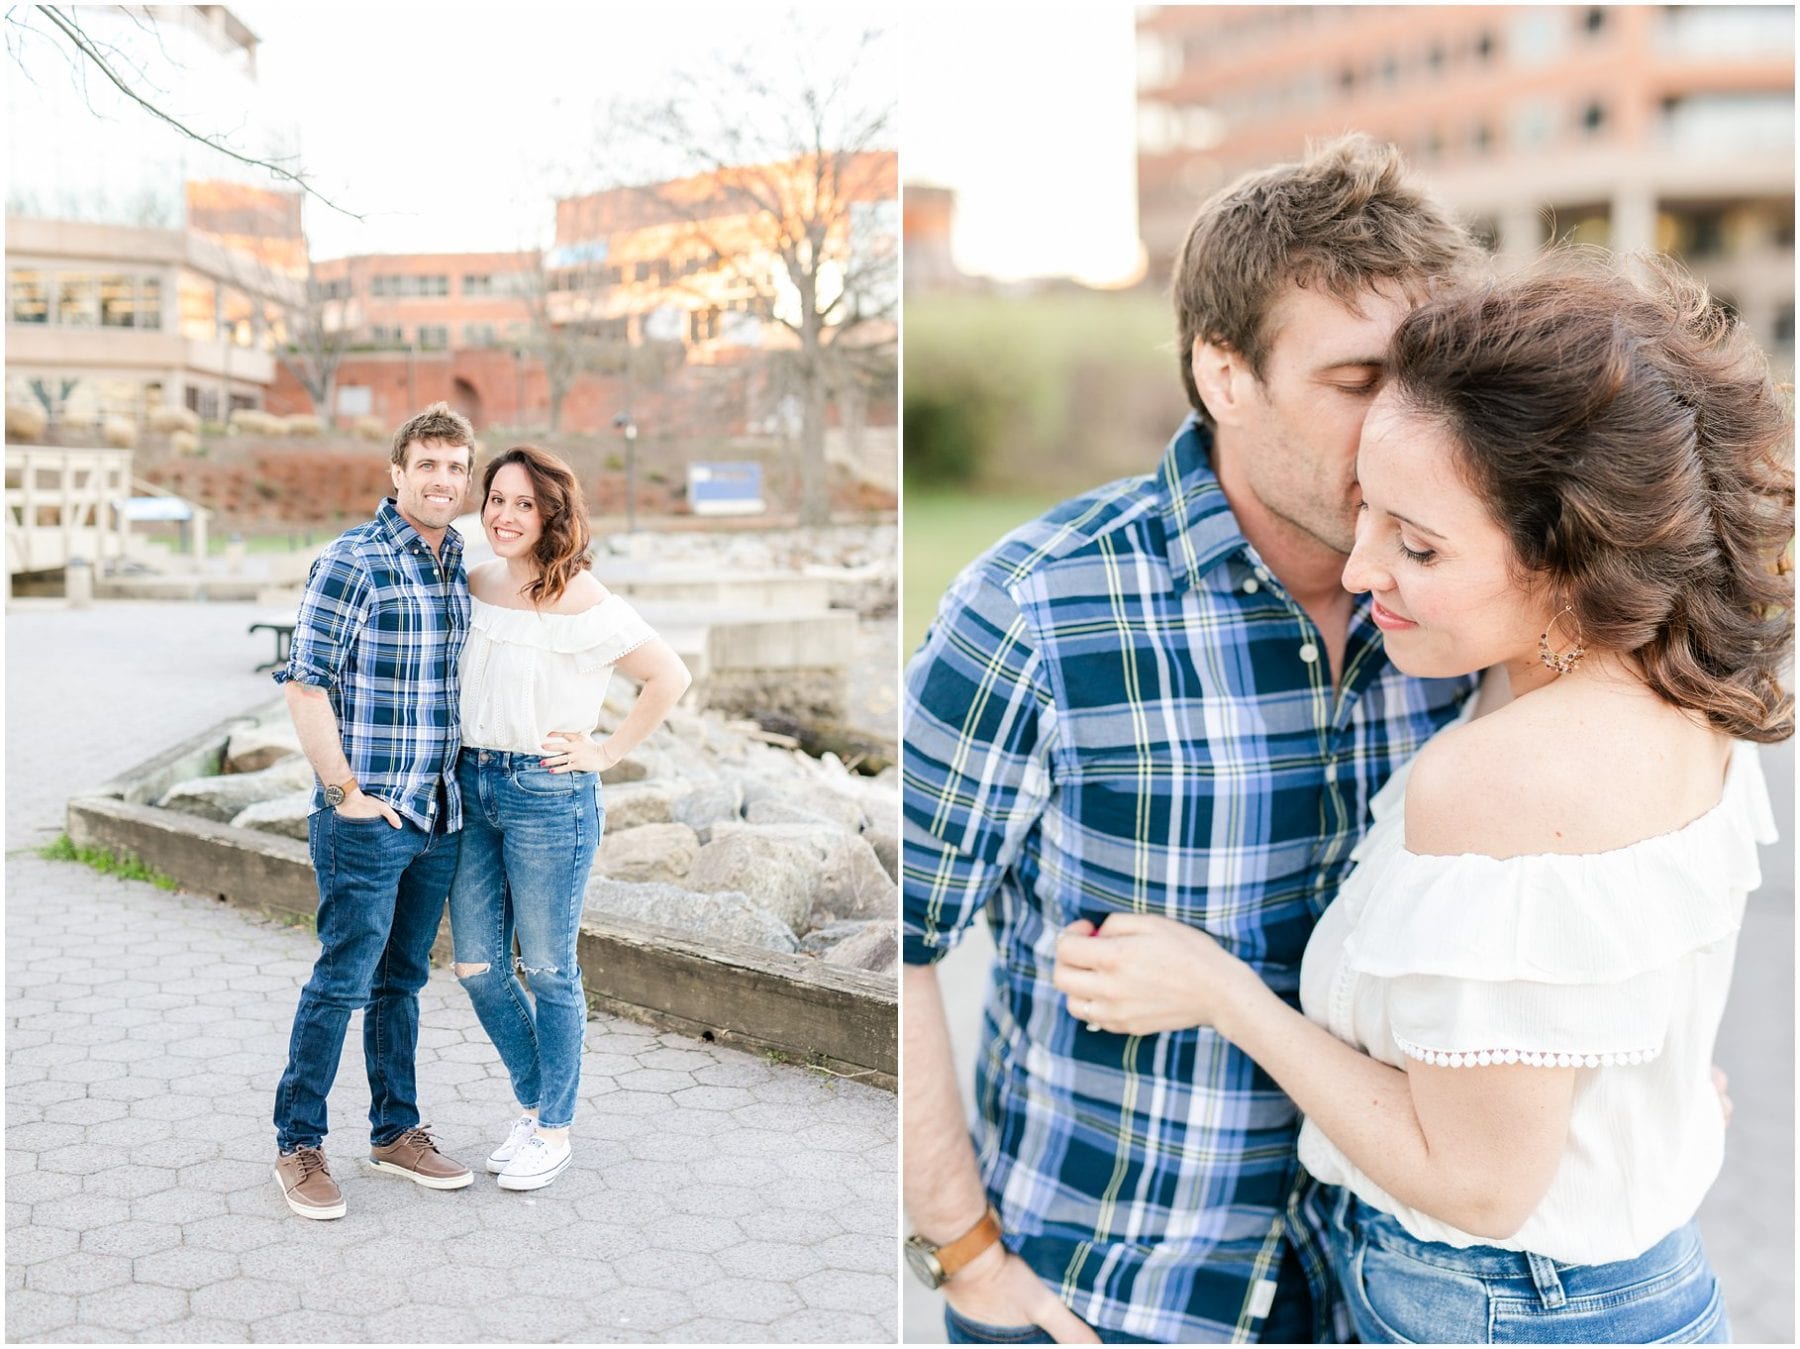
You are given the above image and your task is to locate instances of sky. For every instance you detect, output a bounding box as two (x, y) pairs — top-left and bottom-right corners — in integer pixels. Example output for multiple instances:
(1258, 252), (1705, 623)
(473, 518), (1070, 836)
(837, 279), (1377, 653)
(902, 6), (1142, 287)
(229, 4), (898, 260)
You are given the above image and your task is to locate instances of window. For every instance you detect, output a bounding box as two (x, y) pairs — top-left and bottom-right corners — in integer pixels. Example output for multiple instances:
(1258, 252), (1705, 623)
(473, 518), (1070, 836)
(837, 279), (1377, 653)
(463, 274), (492, 296)
(1774, 303), (1794, 347)
(179, 275), (217, 341)
(1584, 7), (1607, 35)
(1580, 101), (1608, 135)
(417, 325), (449, 350)
(1473, 31), (1495, 62)
(370, 274), (450, 298)
(368, 325), (405, 346)
(336, 385), (373, 416)
(634, 261), (653, 282)
(8, 270), (48, 324)
(57, 274), (99, 327)
(463, 323), (497, 347)
(1469, 120), (1494, 155)
(101, 275), (161, 328)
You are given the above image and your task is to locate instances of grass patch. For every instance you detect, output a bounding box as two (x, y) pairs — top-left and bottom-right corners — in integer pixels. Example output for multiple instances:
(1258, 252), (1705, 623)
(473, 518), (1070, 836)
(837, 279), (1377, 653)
(902, 490), (1064, 655)
(38, 834), (178, 890)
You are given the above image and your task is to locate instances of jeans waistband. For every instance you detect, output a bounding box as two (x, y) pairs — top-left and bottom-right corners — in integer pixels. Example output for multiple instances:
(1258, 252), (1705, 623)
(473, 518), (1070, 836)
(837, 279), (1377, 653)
(459, 746), (544, 768)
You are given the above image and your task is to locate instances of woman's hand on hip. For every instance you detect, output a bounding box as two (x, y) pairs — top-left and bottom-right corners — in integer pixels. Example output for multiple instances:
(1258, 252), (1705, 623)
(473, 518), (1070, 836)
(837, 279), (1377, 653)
(1052, 913), (1260, 1037)
(540, 731), (619, 774)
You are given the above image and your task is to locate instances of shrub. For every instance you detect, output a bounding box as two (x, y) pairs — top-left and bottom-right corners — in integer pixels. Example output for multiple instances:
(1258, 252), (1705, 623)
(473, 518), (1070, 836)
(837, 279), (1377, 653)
(148, 407), (200, 435)
(5, 404), (46, 442)
(283, 413), (323, 437)
(353, 416), (386, 441)
(102, 416), (138, 449)
(170, 430), (200, 456)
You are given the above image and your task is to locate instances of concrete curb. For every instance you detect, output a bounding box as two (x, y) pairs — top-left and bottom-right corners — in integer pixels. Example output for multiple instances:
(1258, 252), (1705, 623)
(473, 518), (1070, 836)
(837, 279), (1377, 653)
(65, 703), (897, 1088)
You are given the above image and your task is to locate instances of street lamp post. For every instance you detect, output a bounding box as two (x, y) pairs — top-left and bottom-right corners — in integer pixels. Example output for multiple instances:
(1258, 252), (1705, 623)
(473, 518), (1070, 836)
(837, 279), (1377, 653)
(612, 410), (638, 535)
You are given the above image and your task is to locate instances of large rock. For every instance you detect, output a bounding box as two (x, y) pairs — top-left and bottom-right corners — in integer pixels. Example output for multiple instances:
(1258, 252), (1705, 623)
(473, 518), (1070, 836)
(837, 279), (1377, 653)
(583, 879), (797, 954)
(740, 777), (866, 832)
(159, 756), (316, 823)
(706, 823), (896, 926)
(229, 791), (313, 841)
(599, 756), (650, 786)
(813, 834), (896, 924)
(821, 922), (898, 975)
(223, 723), (303, 774)
(686, 832), (822, 932)
(592, 823), (700, 886)
(863, 827), (900, 883)
(745, 799), (849, 832)
(673, 780), (744, 834)
(601, 780), (684, 832)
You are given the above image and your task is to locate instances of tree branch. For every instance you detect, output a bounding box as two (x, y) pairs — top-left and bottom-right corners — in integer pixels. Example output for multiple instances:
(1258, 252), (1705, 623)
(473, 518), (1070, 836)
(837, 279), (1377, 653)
(31, 6), (361, 221)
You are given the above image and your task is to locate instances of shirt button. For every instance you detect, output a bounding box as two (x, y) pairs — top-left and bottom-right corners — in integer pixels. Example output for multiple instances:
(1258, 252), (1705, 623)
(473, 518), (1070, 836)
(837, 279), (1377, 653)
(1299, 643), (1320, 664)
(1324, 760), (1338, 782)
(1243, 578), (1260, 594)
(1255, 566), (1271, 582)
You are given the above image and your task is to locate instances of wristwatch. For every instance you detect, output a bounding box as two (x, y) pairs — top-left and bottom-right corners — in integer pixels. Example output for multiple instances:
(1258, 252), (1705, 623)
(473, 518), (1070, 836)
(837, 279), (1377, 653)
(323, 776), (359, 808)
(905, 1206), (1003, 1289)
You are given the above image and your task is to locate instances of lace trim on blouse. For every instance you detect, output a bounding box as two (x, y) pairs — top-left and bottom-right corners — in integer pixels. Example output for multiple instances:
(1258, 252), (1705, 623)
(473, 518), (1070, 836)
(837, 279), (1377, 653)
(1392, 1034), (1662, 1069)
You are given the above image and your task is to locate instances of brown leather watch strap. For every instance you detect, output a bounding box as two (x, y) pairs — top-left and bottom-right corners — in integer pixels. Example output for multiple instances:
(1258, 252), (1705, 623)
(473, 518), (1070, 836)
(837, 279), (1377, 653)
(935, 1206), (1003, 1281)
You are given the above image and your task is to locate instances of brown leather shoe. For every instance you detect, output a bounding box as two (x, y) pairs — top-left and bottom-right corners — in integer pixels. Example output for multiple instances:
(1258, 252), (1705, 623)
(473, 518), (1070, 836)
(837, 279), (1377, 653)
(273, 1146), (346, 1219)
(368, 1126), (473, 1190)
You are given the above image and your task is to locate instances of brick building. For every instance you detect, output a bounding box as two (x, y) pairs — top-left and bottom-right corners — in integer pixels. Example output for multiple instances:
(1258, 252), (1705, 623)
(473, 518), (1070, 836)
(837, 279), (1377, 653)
(271, 151), (899, 436)
(1137, 5), (1794, 367)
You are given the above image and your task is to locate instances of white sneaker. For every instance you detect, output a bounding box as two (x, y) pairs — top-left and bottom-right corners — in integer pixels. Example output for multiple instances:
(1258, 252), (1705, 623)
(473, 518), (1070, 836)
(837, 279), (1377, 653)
(484, 1114), (538, 1174)
(496, 1133), (572, 1191)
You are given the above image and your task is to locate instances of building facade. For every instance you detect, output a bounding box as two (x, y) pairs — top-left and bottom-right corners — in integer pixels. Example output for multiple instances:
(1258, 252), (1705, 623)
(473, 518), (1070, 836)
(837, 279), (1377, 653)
(1137, 5), (1794, 367)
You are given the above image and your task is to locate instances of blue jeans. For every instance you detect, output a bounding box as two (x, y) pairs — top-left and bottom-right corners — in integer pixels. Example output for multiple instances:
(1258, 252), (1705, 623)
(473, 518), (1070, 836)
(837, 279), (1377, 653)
(1319, 1185), (1730, 1344)
(273, 804), (460, 1152)
(448, 749), (601, 1130)
(941, 1241), (1310, 1344)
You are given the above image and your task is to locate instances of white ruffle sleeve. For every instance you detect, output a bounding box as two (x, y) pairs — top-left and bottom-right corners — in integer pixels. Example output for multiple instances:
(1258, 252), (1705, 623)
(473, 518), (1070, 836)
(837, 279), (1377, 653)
(468, 593), (657, 673)
(1336, 739), (1773, 1069)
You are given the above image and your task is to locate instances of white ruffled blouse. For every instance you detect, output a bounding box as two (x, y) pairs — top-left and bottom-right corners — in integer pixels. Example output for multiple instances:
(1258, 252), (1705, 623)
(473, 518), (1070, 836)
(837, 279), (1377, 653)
(1297, 716), (1776, 1265)
(458, 594), (656, 754)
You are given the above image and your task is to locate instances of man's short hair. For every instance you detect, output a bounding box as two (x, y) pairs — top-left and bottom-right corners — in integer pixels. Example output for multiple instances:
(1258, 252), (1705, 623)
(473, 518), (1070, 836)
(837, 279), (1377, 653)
(390, 402), (475, 468)
(1173, 133), (1481, 420)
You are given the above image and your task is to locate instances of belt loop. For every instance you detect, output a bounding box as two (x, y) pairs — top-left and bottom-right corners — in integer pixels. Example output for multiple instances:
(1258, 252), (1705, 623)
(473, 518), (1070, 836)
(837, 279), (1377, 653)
(1526, 1252), (1566, 1309)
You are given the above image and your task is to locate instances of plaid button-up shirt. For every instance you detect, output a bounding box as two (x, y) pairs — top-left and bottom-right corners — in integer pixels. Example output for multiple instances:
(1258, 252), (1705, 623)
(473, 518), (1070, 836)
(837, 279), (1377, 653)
(903, 416), (1474, 1343)
(274, 498), (470, 832)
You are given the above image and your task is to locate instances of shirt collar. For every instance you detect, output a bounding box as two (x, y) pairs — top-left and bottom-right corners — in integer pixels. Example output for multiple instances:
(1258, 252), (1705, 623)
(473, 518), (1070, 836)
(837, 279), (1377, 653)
(1156, 414), (1255, 595)
(377, 497), (463, 563)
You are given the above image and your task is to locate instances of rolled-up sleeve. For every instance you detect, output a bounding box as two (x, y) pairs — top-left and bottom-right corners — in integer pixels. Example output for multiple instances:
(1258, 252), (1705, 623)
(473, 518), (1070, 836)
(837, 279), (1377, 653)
(902, 565), (1055, 965)
(273, 547), (371, 692)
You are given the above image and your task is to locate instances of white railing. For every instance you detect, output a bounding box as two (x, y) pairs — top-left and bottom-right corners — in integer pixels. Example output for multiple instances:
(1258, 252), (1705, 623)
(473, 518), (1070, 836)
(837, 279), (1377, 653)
(3, 446), (208, 577)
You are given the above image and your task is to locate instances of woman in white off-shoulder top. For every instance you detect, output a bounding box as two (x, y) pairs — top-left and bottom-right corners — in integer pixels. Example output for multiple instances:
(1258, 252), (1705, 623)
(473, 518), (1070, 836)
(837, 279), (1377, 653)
(1049, 255), (1791, 1342)
(449, 445), (690, 1192)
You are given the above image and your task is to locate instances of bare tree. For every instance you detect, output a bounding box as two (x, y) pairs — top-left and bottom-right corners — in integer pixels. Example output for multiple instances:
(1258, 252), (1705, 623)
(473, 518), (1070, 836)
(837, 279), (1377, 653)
(4, 5), (358, 220)
(519, 249), (624, 434)
(274, 258), (361, 426)
(606, 17), (897, 524)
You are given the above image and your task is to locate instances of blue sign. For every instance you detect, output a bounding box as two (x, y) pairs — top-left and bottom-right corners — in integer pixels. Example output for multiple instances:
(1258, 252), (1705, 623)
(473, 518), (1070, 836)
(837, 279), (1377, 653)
(687, 462), (764, 516)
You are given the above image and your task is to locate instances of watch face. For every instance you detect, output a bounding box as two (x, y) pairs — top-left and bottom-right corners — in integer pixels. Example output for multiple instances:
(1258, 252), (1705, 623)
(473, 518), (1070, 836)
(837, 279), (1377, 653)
(324, 784), (344, 807)
(903, 1238), (945, 1289)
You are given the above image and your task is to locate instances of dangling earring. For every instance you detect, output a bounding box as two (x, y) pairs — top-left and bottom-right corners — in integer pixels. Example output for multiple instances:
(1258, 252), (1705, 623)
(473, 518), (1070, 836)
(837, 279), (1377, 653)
(1538, 603), (1586, 675)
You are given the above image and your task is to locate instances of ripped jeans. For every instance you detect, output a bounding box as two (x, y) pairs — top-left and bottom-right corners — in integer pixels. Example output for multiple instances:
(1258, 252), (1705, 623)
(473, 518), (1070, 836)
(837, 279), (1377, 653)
(448, 748), (602, 1130)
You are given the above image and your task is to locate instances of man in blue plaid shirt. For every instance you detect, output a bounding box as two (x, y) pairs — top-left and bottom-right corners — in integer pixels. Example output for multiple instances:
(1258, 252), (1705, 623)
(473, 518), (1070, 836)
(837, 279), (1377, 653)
(902, 137), (1481, 1343)
(269, 402), (477, 1220)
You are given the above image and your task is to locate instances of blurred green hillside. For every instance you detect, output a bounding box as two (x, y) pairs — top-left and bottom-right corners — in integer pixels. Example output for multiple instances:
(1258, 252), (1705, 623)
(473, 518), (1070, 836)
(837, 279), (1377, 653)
(902, 286), (1190, 657)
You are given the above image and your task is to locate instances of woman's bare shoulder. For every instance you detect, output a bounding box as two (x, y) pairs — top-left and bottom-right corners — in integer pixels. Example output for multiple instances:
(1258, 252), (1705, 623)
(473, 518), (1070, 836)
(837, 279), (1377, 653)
(1404, 692), (1621, 859)
(545, 569), (610, 615)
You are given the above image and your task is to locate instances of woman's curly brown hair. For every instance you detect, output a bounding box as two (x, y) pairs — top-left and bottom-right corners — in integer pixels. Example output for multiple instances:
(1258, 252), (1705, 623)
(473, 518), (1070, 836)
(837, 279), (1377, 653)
(1386, 248), (1794, 743)
(480, 445), (592, 607)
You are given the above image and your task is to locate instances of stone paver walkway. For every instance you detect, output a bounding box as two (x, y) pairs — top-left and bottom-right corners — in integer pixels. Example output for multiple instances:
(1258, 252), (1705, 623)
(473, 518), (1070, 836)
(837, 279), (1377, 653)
(6, 601), (898, 1343)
